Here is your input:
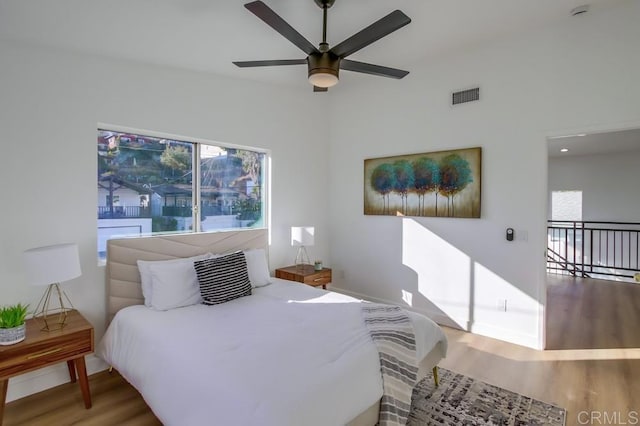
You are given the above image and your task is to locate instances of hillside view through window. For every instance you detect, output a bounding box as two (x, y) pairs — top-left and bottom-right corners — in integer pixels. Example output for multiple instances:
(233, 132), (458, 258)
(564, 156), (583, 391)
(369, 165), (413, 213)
(97, 129), (265, 260)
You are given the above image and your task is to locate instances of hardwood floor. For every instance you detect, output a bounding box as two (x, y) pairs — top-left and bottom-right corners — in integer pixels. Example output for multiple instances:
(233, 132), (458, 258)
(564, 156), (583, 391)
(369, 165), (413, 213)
(440, 275), (640, 425)
(546, 274), (640, 349)
(3, 370), (160, 426)
(5, 275), (640, 425)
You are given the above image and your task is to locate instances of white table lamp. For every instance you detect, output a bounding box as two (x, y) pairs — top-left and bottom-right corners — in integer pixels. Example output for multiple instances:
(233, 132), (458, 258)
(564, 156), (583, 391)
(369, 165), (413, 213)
(23, 243), (81, 331)
(291, 226), (314, 267)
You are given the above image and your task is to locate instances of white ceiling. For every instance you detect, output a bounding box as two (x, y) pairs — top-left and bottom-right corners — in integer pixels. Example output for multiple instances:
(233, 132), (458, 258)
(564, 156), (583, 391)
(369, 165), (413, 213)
(548, 128), (640, 158)
(0, 0), (629, 89)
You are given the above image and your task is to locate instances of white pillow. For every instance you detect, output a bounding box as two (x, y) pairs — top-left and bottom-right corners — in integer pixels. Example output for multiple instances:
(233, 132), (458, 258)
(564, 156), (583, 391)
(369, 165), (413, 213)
(148, 260), (203, 311)
(137, 253), (212, 307)
(243, 249), (271, 288)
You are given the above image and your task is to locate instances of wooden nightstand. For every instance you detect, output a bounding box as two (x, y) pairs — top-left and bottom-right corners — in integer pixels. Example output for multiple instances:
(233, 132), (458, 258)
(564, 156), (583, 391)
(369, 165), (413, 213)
(0, 309), (94, 424)
(275, 265), (332, 289)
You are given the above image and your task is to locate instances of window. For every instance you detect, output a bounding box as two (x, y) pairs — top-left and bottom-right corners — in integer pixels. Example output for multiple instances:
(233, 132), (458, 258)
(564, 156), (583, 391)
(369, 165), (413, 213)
(551, 190), (582, 221)
(97, 129), (266, 260)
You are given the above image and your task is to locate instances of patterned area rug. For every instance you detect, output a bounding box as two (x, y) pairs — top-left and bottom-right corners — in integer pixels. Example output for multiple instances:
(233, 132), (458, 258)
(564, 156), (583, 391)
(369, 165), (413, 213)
(407, 368), (566, 426)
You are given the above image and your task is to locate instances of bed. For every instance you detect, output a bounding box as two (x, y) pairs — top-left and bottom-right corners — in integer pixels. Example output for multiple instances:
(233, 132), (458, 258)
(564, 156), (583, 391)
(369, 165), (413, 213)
(98, 229), (447, 426)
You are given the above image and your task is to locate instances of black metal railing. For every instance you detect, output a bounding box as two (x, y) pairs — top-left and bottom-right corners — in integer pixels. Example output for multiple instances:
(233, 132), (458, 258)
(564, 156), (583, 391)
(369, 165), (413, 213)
(547, 247), (589, 277)
(162, 206), (192, 217)
(98, 206), (150, 219)
(201, 205), (233, 216)
(547, 220), (640, 280)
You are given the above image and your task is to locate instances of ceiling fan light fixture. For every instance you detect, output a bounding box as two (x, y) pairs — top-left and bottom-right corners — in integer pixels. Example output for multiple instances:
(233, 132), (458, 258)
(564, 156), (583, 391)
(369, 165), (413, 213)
(308, 71), (338, 88)
(235, 1), (412, 92)
(307, 52), (340, 88)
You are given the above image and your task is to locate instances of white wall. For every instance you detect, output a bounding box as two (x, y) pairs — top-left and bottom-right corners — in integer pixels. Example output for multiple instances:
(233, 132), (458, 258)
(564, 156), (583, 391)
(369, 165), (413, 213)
(327, 1), (640, 348)
(549, 151), (640, 222)
(0, 40), (330, 400)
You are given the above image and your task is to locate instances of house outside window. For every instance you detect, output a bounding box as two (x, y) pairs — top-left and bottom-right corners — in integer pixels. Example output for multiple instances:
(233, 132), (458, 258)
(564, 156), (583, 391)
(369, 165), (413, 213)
(97, 128), (267, 261)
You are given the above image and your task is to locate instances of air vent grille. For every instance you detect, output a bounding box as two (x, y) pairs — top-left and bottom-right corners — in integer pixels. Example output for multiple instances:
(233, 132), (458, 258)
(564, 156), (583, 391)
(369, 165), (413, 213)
(452, 88), (480, 105)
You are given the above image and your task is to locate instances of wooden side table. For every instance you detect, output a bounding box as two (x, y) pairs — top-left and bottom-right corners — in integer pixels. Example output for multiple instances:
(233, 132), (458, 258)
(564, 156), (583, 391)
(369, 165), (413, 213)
(275, 265), (332, 289)
(0, 309), (94, 424)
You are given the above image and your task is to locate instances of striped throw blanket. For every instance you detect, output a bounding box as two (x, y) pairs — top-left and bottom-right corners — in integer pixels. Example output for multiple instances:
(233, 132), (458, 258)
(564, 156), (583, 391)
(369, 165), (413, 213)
(361, 304), (418, 426)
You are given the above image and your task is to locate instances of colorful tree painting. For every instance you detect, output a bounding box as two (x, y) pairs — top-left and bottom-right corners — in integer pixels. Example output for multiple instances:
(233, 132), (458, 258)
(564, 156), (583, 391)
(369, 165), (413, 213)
(364, 147), (481, 218)
(392, 159), (415, 215)
(370, 163), (396, 214)
(438, 153), (473, 217)
(412, 157), (440, 216)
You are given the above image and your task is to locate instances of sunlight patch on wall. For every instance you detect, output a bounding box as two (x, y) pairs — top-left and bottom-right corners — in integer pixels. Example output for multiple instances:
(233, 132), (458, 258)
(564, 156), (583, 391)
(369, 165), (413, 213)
(473, 262), (539, 340)
(401, 289), (413, 307)
(402, 218), (470, 328)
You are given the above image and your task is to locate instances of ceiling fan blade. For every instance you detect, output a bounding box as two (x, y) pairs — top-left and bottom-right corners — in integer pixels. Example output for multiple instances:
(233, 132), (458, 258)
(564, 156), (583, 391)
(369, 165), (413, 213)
(233, 59), (307, 67)
(244, 1), (319, 55)
(313, 86), (328, 92)
(340, 59), (409, 79)
(330, 10), (411, 59)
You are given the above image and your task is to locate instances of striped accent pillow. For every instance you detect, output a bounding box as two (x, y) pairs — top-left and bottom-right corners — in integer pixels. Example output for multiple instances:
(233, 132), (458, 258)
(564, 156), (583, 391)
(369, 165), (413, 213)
(194, 251), (252, 305)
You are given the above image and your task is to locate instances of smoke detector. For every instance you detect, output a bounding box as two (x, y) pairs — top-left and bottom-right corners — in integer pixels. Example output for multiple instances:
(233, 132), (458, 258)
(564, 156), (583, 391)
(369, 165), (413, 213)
(570, 5), (589, 16)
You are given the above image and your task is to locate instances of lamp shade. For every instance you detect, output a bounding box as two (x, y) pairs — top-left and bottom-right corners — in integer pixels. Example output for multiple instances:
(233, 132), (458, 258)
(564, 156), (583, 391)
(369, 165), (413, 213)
(291, 226), (314, 247)
(23, 243), (81, 287)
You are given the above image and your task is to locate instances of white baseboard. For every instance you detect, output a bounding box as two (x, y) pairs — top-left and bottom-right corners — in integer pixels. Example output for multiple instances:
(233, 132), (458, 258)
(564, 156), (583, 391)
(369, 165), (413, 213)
(6, 354), (109, 403)
(330, 286), (466, 329)
(330, 286), (540, 349)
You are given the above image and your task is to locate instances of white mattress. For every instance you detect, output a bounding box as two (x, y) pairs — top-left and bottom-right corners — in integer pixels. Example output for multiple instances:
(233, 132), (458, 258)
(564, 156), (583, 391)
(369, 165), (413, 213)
(98, 278), (447, 426)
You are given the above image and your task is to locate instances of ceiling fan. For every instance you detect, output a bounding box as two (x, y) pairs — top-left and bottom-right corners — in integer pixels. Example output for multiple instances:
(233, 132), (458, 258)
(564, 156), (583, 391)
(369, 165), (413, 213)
(233, 0), (411, 92)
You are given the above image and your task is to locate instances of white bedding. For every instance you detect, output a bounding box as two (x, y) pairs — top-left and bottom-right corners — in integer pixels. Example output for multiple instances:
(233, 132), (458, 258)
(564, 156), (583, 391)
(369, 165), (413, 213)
(98, 278), (447, 426)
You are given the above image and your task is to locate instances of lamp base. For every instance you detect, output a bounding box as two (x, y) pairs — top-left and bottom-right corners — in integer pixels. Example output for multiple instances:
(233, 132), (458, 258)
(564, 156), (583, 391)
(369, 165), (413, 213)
(33, 283), (74, 332)
(294, 246), (311, 269)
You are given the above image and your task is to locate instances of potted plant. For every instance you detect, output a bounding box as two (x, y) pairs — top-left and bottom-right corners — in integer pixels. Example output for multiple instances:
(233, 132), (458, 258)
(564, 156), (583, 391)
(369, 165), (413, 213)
(0, 303), (29, 345)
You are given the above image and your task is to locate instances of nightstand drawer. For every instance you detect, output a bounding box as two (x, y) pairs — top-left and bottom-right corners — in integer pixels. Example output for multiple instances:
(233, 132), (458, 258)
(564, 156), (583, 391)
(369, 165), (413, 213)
(304, 272), (331, 287)
(275, 265), (332, 289)
(0, 329), (92, 378)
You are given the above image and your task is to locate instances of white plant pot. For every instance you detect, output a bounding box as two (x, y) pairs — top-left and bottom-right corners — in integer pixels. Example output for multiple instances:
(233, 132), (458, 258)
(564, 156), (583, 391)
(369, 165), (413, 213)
(0, 323), (26, 345)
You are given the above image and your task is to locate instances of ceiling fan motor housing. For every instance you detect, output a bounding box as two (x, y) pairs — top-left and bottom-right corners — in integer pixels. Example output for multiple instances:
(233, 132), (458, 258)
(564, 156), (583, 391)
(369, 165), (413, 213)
(314, 0), (336, 9)
(308, 52), (340, 80)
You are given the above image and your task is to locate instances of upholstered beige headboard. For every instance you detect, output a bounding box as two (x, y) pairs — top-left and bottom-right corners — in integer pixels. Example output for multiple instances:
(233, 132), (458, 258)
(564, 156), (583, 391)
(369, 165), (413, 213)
(106, 229), (268, 322)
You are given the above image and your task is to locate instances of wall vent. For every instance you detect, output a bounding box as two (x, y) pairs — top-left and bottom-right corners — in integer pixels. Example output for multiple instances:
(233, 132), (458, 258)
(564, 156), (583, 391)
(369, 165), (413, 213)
(452, 87), (480, 105)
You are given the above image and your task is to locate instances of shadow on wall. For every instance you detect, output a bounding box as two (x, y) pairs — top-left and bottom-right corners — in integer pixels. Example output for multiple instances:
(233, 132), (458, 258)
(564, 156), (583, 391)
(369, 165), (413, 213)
(400, 218), (540, 347)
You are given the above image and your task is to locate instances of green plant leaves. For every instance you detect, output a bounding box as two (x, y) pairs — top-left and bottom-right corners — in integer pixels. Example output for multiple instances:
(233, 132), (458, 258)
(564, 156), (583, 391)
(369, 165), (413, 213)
(0, 303), (29, 328)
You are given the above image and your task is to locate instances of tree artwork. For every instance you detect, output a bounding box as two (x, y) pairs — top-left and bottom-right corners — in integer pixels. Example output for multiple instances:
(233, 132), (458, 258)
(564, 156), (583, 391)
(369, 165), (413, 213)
(370, 163), (396, 214)
(412, 157), (440, 216)
(392, 160), (415, 215)
(364, 147), (481, 218)
(438, 154), (473, 217)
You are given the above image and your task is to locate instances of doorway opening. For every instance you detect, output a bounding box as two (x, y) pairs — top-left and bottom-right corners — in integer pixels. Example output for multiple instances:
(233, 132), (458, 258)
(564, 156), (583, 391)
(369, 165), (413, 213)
(547, 128), (640, 283)
(545, 127), (640, 350)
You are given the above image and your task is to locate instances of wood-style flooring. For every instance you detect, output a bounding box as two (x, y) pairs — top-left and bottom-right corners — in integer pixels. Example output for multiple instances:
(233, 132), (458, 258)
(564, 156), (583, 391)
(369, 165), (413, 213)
(546, 274), (640, 349)
(4, 275), (640, 425)
(3, 370), (160, 426)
